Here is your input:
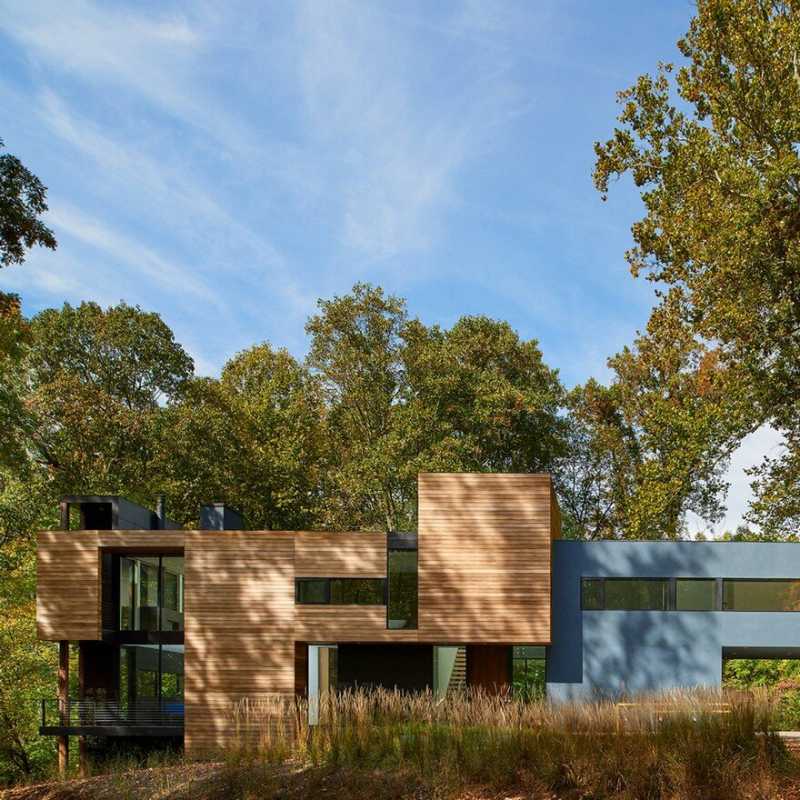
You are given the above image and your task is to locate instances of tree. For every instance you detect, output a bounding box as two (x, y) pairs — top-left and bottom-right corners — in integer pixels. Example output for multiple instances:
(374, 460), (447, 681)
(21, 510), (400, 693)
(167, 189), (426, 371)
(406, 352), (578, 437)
(151, 345), (325, 529)
(0, 295), (30, 471)
(0, 138), (56, 267)
(19, 302), (193, 499)
(594, 0), (800, 534)
(561, 294), (749, 539)
(306, 283), (413, 531)
(403, 315), (566, 473)
(306, 283), (569, 531)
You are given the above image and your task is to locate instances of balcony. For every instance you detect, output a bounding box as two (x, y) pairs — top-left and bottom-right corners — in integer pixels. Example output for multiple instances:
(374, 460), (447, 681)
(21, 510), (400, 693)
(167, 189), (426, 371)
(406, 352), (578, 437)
(40, 699), (184, 737)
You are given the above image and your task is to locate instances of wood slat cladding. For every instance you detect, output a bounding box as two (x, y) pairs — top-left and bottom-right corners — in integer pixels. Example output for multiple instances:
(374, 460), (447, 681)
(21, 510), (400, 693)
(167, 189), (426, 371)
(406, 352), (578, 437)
(417, 473), (556, 643)
(294, 532), (386, 577)
(183, 531), (295, 756)
(295, 606), (419, 642)
(37, 531), (184, 641)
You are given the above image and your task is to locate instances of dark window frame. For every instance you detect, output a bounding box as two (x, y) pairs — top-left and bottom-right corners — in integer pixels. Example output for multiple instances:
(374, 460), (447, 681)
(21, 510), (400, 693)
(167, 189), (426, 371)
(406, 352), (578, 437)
(510, 645), (547, 700)
(581, 576), (800, 612)
(386, 546), (419, 630)
(115, 553), (185, 633)
(295, 577), (387, 606)
(721, 578), (800, 612)
(675, 577), (719, 611)
(581, 577), (702, 611)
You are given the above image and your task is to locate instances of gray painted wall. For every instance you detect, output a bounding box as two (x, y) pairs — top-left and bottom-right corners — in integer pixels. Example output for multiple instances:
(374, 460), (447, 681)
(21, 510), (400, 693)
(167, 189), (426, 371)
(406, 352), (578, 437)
(547, 540), (800, 701)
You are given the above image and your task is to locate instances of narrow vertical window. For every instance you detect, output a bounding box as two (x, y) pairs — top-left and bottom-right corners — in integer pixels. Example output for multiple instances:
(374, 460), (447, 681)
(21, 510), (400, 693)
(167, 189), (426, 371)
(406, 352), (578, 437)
(388, 548), (418, 629)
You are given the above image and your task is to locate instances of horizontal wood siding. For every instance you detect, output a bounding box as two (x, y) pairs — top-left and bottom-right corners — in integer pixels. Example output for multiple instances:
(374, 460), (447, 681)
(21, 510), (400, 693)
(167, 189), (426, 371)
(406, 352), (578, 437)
(294, 532), (386, 577)
(184, 531), (295, 756)
(417, 473), (553, 643)
(295, 605), (418, 642)
(37, 531), (184, 641)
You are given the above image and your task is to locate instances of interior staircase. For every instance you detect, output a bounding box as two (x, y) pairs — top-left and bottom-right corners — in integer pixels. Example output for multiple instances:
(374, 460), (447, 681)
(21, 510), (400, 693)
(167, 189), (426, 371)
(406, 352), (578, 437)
(446, 646), (467, 693)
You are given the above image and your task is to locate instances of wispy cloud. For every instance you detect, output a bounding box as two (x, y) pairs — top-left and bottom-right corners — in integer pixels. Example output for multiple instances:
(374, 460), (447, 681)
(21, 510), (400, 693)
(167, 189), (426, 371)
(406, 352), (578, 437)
(48, 205), (220, 306)
(293, 0), (539, 259)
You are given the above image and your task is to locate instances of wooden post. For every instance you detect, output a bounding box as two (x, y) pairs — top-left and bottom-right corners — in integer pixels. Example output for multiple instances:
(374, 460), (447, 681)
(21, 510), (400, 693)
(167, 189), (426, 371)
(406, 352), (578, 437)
(58, 641), (69, 777)
(78, 737), (88, 778)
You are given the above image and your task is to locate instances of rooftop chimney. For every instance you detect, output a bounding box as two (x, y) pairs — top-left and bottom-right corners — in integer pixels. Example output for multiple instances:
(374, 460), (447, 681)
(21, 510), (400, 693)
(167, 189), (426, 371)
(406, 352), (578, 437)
(200, 503), (244, 531)
(155, 495), (166, 530)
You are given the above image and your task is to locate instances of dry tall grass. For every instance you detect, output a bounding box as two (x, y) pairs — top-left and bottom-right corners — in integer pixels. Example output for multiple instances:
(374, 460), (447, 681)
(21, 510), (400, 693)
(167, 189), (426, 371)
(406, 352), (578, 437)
(229, 688), (796, 799)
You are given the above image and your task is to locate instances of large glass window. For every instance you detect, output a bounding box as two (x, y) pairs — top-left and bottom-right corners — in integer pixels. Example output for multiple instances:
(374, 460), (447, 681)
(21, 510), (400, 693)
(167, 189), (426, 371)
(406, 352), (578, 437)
(296, 578), (329, 604)
(722, 580), (800, 611)
(119, 644), (159, 708)
(583, 576), (800, 611)
(119, 555), (184, 631)
(512, 646), (546, 700)
(120, 644), (184, 708)
(581, 578), (604, 610)
(676, 579), (716, 611)
(582, 578), (668, 610)
(160, 557), (184, 631)
(295, 578), (386, 605)
(387, 549), (418, 629)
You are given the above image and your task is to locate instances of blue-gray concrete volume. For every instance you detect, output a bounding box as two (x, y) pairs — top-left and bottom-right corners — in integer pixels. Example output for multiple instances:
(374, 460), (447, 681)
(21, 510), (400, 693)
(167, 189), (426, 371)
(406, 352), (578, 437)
(547, 540), (800, 701)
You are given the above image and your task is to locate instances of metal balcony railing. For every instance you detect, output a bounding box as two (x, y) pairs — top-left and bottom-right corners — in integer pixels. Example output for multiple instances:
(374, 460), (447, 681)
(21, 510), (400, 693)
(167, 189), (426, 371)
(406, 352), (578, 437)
(40, 699), (184, 732)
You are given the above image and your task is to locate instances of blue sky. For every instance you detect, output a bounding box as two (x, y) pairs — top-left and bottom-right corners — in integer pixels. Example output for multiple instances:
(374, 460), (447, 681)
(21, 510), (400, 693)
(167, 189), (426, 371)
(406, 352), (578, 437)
(0, 0), (783, 532)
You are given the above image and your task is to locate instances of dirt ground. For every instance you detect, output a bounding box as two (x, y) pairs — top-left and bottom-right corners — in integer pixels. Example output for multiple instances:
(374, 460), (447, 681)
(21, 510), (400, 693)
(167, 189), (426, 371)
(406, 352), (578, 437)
(2, 761), (800, 800)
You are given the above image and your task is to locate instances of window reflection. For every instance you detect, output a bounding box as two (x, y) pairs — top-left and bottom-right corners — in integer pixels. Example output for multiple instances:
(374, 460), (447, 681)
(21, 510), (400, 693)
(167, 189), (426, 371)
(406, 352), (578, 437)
(119, 555), (184, 631)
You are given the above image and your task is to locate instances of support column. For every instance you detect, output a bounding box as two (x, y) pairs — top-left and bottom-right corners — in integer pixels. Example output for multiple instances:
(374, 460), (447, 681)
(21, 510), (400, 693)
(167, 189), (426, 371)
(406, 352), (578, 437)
(78, 737), (88, 778)
(58, 641), (69, 777)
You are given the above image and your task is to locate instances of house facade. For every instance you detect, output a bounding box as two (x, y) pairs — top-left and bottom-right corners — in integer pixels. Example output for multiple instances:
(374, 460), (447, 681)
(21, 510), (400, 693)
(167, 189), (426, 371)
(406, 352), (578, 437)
(36, 473), (800, 769)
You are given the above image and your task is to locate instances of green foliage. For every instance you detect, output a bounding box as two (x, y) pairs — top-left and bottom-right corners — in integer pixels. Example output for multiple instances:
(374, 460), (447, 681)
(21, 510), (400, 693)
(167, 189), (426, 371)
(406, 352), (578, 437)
(560, 293), (748, 538)
(22, 302), (193, 499)
(724, 658), (800, 729)
(305, 283), (568, 531)
(152, 345), (325, 529)
(595, 0), (800, 538)
(0, 137), (56, 268)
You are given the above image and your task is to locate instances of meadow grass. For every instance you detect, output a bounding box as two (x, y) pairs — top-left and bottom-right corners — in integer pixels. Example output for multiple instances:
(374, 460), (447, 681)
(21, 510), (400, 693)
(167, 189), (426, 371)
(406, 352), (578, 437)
(229, 687), (797, 799)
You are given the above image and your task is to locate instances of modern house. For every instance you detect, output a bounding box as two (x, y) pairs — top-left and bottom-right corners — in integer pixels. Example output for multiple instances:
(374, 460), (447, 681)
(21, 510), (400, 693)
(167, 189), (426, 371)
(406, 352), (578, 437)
(36, 473), (800, 770)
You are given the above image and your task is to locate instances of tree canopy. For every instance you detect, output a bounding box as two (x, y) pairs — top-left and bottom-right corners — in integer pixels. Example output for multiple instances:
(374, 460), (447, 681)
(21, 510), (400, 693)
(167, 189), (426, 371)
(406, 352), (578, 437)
(0, 138), (56, 268)
(594, 0), (800, 535)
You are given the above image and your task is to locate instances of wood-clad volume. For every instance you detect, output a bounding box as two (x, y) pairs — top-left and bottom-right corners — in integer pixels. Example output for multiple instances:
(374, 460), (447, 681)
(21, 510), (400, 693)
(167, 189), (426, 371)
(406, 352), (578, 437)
(295, 605), (418, 642)
(294, 532), (386, 577)
(417, 473), (556, 644)
(37, 530), (184, 641)
(183, 531), (295, 756)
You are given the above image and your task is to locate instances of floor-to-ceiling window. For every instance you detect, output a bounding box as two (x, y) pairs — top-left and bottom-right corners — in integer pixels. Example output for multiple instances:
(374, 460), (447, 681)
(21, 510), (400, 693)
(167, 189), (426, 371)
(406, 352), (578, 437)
(119, 555), (184, 631)
(112, 552), (185, 721)
(119, 644), (184, 710)
(387, 548), (418, 629)
(511, 646), (546, 700)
